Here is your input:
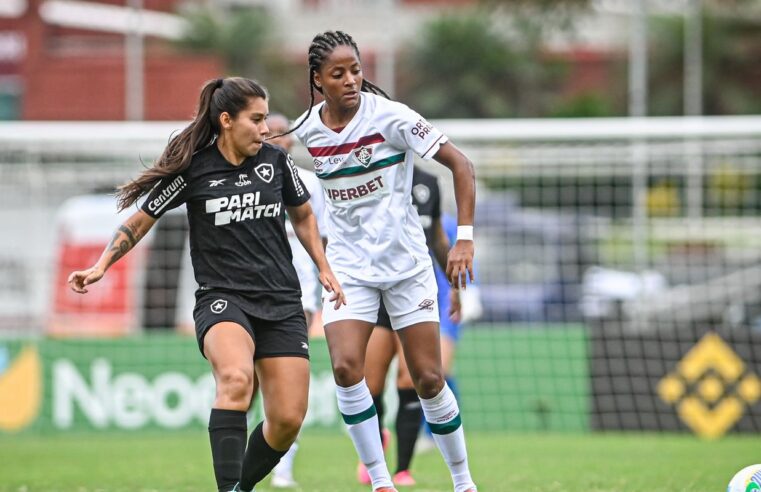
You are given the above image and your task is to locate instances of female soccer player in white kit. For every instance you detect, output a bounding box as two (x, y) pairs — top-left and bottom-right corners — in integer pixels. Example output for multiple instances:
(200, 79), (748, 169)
(284, 31), (478, 492)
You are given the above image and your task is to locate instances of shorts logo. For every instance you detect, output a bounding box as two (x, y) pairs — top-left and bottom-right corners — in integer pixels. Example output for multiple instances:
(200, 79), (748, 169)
(301, 342), (309, 350)
(254, 163), (274, 183)
(418, 299), (435, 311)
(354, 146), (372, 167)
(210, 299), (228, 314)
(235, 174), (251, 187)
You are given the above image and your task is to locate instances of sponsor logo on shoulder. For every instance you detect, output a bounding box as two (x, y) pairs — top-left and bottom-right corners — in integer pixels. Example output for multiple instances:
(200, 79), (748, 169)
(411, 118), (433, 140)
(254, 163), (274, 183)
(147, 175), (187, 213)
(210, 299), (228, 314)
(235, 174), (251, 187)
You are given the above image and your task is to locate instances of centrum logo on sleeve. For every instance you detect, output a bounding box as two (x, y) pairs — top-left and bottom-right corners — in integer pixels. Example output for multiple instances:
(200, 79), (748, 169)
(147, 175), (186, 214)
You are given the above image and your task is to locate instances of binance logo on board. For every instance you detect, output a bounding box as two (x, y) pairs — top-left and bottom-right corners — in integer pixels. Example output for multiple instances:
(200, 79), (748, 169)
(658, 332), (761, 439)
(0, 345), (42, 432)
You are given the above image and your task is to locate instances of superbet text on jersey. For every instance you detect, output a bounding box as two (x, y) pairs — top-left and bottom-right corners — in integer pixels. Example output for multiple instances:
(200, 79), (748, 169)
(294, 93), (449, 282)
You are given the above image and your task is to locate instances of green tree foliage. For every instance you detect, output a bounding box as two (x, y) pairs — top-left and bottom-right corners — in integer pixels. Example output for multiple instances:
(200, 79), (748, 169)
(175, 7), (306, 117)
(648, 8), (761, 115)
(176, 7), (270, 77)
(398, 3), (589, 118)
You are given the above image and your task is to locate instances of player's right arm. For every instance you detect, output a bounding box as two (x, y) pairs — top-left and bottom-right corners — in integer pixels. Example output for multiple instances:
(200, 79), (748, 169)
(68, 210), (156, 293)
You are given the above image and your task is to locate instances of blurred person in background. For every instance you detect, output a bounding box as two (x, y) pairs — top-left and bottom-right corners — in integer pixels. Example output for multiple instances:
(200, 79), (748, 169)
(359, 167), (461, 487)
(68, 77), (345, 492)
(283, 30), (478, 492)
(246, 111), (326, 488)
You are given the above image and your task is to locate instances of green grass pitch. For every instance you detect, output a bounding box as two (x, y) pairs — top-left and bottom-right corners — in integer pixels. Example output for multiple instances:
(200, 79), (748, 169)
(0, 431), (755, 491)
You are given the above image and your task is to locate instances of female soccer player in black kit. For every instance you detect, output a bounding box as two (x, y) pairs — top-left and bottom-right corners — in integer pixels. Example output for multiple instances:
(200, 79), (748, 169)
(68, 77), (345, 492)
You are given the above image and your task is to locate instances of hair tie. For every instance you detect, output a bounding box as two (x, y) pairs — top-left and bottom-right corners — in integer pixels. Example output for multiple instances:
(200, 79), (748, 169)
(215, 78), (224, 89)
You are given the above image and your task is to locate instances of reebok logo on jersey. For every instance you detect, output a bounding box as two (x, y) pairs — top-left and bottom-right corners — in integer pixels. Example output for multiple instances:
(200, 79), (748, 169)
(325, 176), (384, 202)
(254, 163), (273, 183)
(235, 174), (251, 187)
(147, 175), (187, 214)
(210, 299), (228, 314)
(205, 191), (281, 226)
(418, 299), (435, 312)
(209, 179), (226, 187)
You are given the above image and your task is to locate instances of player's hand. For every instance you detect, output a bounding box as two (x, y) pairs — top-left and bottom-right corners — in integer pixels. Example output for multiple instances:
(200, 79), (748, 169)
(449, 288), (462, 323)
(446, 239), (474, 290)
(67, 266), (105, 294)
(319, 270), (347, 310)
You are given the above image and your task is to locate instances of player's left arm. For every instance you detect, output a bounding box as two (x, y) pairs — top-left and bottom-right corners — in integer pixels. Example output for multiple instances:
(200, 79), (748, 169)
(287, 202), (346, 309)
(433, 141), (475, 289)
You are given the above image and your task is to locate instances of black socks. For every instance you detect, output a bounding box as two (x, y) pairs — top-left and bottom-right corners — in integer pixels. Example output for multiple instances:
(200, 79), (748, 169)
(208, 409), (247, 492)
(395, 388), (422, 473)
(239, 421), (288, 491)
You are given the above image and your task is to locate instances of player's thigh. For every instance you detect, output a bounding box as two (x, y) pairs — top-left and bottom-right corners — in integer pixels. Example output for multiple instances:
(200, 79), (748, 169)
(382, 267), (440, 330)
(321, 275), (382, 327)
(256, 356), (310, 421)
(397, 321), (444, 398)
(322, 277), (380, 378)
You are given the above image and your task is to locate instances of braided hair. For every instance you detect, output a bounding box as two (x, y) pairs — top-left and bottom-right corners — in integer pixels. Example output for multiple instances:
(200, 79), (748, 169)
(272, 30), (389, 140)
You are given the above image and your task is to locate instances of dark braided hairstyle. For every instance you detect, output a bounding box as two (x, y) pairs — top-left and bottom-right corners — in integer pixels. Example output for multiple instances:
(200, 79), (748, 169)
(271, 30), (389, 140)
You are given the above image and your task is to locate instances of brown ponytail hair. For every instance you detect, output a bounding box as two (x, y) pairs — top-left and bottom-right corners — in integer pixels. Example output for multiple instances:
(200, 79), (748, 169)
(116, 77), (268, 211)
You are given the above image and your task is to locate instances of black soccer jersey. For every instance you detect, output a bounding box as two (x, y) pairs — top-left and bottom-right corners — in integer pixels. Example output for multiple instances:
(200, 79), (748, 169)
(141, 142), (310, 320)
(411, 166), (441, 247)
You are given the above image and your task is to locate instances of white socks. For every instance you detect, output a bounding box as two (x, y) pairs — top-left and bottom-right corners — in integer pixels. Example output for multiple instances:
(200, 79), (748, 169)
(336, 379), (393, 489)
(420, 383), (476, 492)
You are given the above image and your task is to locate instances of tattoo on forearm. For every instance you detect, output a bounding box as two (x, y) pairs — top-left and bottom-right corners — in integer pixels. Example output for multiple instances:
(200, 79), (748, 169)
(105, 224), (142, 267)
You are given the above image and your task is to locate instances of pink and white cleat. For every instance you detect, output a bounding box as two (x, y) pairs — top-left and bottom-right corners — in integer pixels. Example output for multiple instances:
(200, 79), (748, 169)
(392, 470), (416, 486)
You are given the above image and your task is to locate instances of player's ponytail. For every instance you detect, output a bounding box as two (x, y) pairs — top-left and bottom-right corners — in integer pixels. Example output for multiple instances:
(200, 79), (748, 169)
(273, 30), (389, 141)
(116, 77), (267, 211)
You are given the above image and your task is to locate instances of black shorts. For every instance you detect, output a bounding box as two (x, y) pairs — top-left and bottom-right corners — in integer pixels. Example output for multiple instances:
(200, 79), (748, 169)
(194, 291), (309, 360)
(376, 299), (392, 330)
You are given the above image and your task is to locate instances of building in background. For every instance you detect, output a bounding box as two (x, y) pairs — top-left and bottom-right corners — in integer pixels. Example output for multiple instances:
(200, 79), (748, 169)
(0, 0), (220, 120)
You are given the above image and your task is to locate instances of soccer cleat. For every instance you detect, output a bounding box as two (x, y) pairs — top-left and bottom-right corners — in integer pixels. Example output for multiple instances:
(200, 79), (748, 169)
(357, 428), (392, 484)
(228, 483), (253, 492)
(392, 470), (416, 486)
(270, 473), (298, 488)
(373, 488), (398, 492)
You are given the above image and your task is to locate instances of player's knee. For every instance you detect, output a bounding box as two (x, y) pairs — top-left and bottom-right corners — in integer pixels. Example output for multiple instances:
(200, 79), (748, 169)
(269, 411), (304, 443)
(414, 370), (445, 399)
(331, 357), (364, 386)
(215, 366), (254, 405)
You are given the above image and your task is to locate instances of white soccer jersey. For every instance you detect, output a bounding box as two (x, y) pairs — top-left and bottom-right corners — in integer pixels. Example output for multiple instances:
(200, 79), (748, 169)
(286, 166), (325, 312)
(294, 93), (448, 282)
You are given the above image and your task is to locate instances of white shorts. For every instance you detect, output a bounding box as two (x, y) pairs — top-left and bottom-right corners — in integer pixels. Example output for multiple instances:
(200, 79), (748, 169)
(322, 266), (439, 330)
